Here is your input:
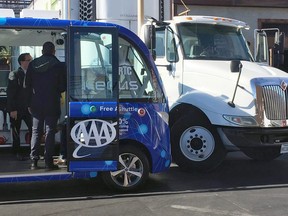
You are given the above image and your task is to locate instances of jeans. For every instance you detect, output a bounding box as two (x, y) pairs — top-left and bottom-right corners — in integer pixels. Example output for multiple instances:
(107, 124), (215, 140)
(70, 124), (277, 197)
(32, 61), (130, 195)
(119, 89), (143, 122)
(30, 114), (58, 165)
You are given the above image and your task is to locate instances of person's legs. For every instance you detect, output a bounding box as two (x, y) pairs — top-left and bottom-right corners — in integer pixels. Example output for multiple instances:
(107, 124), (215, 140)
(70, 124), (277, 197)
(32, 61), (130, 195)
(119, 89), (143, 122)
(55, 122), (67, 165)
(10, 116), (22, 158)
(44, 115), (58, 169)
(22, 112), (32, 143)
(30, 114), (44, 169)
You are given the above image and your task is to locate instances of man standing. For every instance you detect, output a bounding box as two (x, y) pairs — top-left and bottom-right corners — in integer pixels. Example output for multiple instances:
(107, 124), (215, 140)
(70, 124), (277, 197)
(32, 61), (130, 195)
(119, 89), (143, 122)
(25, 42), (66, 170)
(7, 53), (33, 160)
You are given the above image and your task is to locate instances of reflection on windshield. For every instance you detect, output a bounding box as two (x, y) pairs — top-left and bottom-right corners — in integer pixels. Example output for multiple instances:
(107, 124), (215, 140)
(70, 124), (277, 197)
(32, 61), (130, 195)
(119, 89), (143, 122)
(177, 23), (253, 61)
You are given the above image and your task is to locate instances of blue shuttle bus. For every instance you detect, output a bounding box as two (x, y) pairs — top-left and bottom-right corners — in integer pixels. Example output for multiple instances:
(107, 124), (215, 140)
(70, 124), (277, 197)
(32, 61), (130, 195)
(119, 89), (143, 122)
(0, 17), (171, 191)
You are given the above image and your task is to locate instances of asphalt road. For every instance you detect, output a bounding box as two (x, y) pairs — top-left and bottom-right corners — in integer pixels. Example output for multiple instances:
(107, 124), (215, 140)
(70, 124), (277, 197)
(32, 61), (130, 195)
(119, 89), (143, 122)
(0, 152), (288, 216)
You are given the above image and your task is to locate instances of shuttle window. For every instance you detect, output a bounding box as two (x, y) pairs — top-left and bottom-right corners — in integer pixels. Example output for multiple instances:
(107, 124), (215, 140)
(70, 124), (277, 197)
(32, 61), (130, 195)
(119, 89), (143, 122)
(118, 37), (164, 101)
(69, 33), (164, 102)
(70, 33), (113, 101)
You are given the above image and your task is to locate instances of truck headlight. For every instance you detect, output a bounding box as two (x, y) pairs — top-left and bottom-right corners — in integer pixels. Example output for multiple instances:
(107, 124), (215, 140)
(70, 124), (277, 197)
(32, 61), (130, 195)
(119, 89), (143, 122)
(223, 115), (258, 127)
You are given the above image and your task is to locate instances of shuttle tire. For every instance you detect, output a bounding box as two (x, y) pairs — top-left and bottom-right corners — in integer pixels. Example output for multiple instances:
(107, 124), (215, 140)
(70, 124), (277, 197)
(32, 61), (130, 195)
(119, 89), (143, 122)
(101, 144), (150, 191)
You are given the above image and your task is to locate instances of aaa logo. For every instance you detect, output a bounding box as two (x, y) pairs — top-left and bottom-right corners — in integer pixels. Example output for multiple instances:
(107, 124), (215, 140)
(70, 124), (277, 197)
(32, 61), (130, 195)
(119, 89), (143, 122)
(70, 119), (117, 158)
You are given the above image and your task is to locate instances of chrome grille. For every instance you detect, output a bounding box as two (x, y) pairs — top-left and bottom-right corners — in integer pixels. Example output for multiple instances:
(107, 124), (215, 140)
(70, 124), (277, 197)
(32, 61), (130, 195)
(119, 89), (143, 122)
(262, 85), (288, 120)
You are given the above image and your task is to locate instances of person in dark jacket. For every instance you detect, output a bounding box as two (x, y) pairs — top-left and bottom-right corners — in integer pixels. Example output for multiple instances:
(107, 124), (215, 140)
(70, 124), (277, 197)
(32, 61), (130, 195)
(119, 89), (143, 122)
(25, 41), (66, 170)
(7, 53), (33, 160)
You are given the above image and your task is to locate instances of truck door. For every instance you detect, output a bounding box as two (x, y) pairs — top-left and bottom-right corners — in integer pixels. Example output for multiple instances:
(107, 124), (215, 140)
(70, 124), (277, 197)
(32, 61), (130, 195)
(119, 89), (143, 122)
(154, 27), (182, 104)
(67, 26), (119, 172)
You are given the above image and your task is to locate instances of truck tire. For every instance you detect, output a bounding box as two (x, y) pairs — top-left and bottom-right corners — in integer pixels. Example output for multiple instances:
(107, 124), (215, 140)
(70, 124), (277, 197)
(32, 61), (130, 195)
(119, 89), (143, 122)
(101, 144), (149, 191)
(241, 147), (281, 161)
(171, 115), (226, 172)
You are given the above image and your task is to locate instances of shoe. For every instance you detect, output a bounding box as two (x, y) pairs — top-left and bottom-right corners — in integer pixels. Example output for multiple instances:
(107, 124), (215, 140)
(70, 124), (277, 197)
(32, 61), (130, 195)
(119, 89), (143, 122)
(45, 164), (59, 170)
(30, 160), (39, 170)
(54, 158), (67, 165)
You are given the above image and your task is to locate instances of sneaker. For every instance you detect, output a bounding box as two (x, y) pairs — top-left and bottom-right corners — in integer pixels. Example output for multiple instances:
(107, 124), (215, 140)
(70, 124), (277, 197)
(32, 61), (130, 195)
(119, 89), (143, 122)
(54, 158), (67, 165)
(45, 164), (59, 171)
(30, 160), (39, 170)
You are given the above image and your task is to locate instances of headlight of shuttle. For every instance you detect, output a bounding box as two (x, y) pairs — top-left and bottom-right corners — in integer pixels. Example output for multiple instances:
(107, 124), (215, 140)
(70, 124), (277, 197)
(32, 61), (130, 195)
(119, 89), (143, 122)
(223, 115), (258, 127)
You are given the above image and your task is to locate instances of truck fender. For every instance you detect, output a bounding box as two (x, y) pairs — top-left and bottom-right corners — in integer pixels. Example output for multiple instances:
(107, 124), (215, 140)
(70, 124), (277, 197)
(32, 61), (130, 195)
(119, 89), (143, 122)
(170, 90), (250, 127)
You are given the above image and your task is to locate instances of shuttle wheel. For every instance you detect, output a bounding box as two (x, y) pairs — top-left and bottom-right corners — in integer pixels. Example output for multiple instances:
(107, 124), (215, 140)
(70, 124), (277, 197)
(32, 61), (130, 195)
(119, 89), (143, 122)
(101, 145), (149, 191)
(171, 115), (226, 172)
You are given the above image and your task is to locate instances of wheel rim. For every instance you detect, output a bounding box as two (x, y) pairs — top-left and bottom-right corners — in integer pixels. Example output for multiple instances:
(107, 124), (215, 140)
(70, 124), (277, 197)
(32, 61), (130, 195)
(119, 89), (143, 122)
(179, 126), (215, 162)
(110, 152), (144, 188)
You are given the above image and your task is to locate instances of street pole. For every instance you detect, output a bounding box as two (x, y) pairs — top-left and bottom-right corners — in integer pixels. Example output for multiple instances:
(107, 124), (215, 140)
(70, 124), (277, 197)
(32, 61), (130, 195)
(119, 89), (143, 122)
(138, 0), (144, 36)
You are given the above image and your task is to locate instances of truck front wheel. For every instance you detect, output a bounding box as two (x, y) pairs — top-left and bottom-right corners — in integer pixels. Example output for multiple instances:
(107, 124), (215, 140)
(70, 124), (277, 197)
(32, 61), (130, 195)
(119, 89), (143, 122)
(171, 115), (226, 172)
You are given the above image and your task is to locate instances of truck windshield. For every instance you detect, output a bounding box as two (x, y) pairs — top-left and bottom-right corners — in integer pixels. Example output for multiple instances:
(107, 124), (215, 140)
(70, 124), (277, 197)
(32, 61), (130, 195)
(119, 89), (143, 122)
(177, 23), (253, 61)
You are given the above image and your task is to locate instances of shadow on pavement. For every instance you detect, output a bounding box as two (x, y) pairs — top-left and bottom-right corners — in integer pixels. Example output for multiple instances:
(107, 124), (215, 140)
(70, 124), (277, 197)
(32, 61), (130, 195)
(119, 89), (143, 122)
(0, 151), (288, 203)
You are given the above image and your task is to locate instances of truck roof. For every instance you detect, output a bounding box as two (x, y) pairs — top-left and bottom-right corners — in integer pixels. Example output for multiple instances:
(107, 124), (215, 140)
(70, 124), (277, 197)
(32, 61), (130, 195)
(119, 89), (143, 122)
(171, 15), (250, 29)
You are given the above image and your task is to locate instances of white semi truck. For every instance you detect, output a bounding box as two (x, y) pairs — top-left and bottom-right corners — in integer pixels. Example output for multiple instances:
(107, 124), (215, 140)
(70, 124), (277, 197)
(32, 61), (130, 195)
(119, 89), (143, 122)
(142, 15), (288, 171)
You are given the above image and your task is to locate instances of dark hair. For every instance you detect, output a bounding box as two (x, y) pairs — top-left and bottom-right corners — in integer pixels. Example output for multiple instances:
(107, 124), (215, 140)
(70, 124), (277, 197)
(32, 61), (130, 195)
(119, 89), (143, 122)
(42, 41), (55, 54)
(18, 53), (30, 65)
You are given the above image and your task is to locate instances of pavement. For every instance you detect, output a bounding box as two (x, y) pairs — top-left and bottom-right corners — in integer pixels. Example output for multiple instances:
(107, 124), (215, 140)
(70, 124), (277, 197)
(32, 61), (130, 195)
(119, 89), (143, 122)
(0, 151), (287, 215)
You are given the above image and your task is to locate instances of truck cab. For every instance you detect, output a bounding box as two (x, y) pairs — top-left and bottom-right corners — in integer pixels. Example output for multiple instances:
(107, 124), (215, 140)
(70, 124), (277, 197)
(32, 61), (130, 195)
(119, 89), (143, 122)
(143, 15), (288, 171)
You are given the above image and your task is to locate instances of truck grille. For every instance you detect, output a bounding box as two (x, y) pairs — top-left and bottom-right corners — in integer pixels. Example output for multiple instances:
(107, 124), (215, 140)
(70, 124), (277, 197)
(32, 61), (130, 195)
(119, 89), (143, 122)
(262, 85), (288, 120)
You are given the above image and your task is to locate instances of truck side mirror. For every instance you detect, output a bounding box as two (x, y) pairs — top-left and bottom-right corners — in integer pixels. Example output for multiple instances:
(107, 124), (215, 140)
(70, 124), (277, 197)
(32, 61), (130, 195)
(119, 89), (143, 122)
(143, 25), (155, 50)
(254, 30), (269, 64)
(274, 31), (280, 45)
(230, 60), (242, 72)
(229, 60), (243, 107)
